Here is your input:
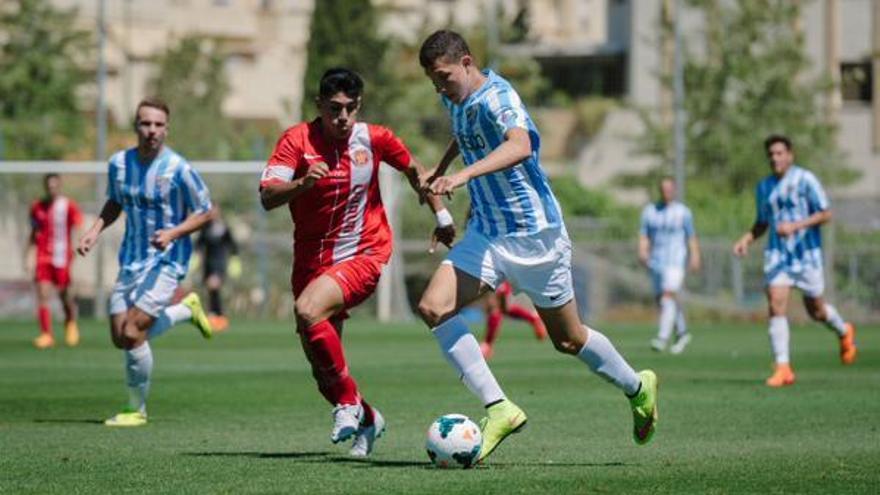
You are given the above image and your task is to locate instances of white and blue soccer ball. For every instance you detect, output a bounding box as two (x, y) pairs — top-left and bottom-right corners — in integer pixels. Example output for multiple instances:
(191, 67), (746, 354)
(425, 413), (482, 469)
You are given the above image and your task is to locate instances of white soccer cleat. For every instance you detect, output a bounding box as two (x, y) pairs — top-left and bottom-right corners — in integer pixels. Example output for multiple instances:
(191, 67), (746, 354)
(330, 403), (363, 444)
(650, 338), (667, 352)
(669, 333), (692, 355)
(349, 407), (386, 457)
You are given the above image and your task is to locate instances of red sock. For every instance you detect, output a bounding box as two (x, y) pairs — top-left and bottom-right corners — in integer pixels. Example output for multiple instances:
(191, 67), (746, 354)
(299, 319), (359, 406)
(485, 310), (503, 346)
(38, 306), (52, 335)
(360, 399), (375, 427)
(507, 304), (540, 327)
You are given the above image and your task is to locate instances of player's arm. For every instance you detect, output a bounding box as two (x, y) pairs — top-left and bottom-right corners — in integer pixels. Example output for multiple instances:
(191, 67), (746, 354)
(733, 221), (768, 257)
(151, 209), (212, 250)
(260, 166), (326, 211)
(688, 235), (702, 272)
(421, 139), (460, 187)
(77, 199), (122, 256)
(776, 209), (832, 237)
(638, 234), (650, 267)
(24, 211), (37, 272)
(403, 159), (455, 251)
(429, 128), (531, 196)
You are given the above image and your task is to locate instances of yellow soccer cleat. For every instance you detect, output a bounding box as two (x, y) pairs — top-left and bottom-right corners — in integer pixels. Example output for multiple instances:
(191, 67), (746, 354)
(476, 399), (527, 463)
(182, 292), (213, 339)
(64, 321), (80, 347)
(104, 408), (147, 427)
(630, 370), (659, 445)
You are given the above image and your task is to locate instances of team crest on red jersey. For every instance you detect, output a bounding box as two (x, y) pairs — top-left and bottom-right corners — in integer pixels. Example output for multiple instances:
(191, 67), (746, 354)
(352, 149), (370, 166)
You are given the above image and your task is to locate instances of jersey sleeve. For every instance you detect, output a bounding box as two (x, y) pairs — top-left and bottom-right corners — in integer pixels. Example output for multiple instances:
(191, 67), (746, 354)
(372, 125), (412, 171)
(683, 207), (695, 238)
(69, 200), (83, 228)
(755, 182), (770, 224)
(638, 206), (650, 235)
(178, 162), (213, 214)
(261, 131), (302, 189)
(106, 158), (121, 203)
(485, 87), (530, 137)
(804, 171), (830, 213)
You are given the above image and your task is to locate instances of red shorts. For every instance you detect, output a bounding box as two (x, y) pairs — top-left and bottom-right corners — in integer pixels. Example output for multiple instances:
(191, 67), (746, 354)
(293, 255), (385, 314)
(35, 263), (71, 288)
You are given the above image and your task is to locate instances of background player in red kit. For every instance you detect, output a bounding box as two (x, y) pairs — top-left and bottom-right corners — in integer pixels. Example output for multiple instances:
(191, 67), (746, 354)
(260, 68), (454, 457)
(480, 281), (547, 360)
(27, 173), (83, 349)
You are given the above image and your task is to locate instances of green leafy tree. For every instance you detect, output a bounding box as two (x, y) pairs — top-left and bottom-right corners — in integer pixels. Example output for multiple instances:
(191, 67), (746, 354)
(637, 0), (855, 235)
(0, 0), (91, 159)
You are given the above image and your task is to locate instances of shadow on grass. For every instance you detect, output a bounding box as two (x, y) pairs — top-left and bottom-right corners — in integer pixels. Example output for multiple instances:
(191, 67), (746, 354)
(34, 418), (104, 425)
(183, 451), (332, 460)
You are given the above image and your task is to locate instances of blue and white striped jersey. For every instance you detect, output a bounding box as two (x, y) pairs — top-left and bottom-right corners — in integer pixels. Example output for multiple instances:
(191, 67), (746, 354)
(442, 70), (562, 238)
(755, 165), (829, 274)
(106, 147), (212, 279)
(639, 201), (695, 270)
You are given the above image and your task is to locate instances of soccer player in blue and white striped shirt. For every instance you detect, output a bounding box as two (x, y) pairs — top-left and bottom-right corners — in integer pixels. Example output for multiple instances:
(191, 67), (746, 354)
(77, 98), (215, 426)
(733, 135), (857, 387)
(639, 178), (701, 354)
(416, 30), (658, 463)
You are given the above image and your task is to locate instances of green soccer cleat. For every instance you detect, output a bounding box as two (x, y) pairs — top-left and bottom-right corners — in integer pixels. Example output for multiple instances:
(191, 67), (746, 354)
(104, 407), (147, 427)
(182, 292), (213, 339)
(630, 370), (658, 445)
(477, 399), (527, 463)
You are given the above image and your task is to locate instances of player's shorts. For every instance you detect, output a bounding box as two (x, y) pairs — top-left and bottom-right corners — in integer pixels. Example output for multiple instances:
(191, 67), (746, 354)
(444, 226), (573, 309)
(34, 263), (71, 288)
(766, 267), (825, 298)
(650, 266), (685, 295)
(109, 263), (180, 317)
(293, 255), (385, 312)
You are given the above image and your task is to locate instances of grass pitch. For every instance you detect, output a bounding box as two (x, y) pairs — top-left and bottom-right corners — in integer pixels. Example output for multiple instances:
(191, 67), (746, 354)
(0, 316), (877, 494)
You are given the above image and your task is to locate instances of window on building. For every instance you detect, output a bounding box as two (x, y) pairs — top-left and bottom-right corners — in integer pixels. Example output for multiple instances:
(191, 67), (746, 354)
(840, 61), (871, 103)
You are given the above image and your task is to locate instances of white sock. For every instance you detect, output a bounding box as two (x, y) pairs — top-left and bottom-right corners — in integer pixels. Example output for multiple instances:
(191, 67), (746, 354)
(675, 307), (688, 337)
(432, 315), (505, 406)
(125, 342), (153, 415)
(577, 327), (641, 396)
(822, 304), (847, 337)
(657, 297), (676, 342)
(148, 303), (192, 339)
(768, 316), (790, 364)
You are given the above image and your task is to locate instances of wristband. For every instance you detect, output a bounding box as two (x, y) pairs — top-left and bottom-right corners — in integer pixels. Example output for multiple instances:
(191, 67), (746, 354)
(435, 209), (454, 228)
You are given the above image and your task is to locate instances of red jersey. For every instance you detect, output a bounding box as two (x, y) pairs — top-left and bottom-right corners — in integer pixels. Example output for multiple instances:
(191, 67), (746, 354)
(260, 120), (412, 274)
(30, 196), (83, 268)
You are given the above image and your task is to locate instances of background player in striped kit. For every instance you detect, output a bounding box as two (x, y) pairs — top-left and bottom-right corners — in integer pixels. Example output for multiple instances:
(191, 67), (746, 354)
(27, 173), (83, 349)
(260, 68), (454, 457)
(479, 281), (547, 360)
(77, 98), (215, 426)
(639, 177), (701, 354)
(416, 30), (658, 464)
(733, 134), (857, 387)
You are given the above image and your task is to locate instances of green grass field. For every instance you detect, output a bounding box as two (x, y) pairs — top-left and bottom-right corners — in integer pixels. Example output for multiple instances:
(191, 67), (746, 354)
(1, 317), (877, 494)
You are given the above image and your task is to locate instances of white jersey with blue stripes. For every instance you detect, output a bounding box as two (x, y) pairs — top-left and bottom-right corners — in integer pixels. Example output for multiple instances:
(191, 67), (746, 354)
(443, 70), (562, 238)
(106, 147), (212, 279)
(639, 201), (695, 270)
(755, 165), (829, 275)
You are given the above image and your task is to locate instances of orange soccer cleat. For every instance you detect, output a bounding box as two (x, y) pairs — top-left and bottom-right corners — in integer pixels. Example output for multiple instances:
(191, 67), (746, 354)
(33, 333), (55, 350)
(479, 342), (494, 360)
(64, 321), (80, 347)
(839, 323), (857, 365)
(765, 363), (796, 388)
(208, 315), (229, 332)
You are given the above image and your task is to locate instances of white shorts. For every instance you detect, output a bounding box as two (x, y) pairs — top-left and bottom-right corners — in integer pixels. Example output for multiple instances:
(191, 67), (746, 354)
(650, 266), (685, 295)
(444, 226), (573, 308)
(766, 268), (825, 298)
(109, 263), (180, 317)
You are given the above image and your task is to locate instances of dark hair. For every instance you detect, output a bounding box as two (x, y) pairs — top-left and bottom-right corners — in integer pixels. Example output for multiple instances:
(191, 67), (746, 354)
(318, 68), (364, 100)
(764, 134), (792, 153)
(44, 173), (60, 185)
(419, 30), (472, 68)
(135, 97), (170, 121)
(660, 175), (676, 185)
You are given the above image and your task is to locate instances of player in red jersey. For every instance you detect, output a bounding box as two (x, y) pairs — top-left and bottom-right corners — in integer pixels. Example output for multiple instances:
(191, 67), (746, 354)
(27, 173), (83, 349)
(260, 68), (454, 457)
(479, 281), (547, 360)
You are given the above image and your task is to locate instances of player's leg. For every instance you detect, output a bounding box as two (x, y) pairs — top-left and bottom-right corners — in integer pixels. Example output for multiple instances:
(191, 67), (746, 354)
(58, 270), (80, 347)
(765, 282), (795, 387)
(33, 278), (55, 349)
(144, 269), (210, 340)
(803, 293), (857, 365)
(205, 272), (228, 331)
(104, 306), (154, 427)
(503, 295), (547, 341)
(481, 292), (503, 359)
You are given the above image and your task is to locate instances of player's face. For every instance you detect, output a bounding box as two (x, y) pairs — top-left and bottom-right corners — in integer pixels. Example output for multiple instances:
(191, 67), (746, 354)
(660, 180), (676, 203)
(767, 142), (793, 176)
(425, 55), (475, 104)
(135, 106), (168, 154)
(44, 176), (61, 199)
(318, 92), (360, 140)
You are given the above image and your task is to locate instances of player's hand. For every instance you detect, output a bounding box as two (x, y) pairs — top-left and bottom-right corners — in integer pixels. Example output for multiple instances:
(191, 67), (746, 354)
(775, 222), (798, 237)
(429, 225), (456, 254)
(302, 162), (330, 188)
(732, 237), (749, 257)
(76, 231), (98, 257)
(150, 229), (175, 250)
(689, 256), (701, 273)
(428, 171), (467, 197)
(638, 252), (649, 267)
(420, 170), (453, 201)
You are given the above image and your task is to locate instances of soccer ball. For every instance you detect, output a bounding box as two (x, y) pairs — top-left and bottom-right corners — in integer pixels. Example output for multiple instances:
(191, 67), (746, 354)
(425, 413), (483, 469)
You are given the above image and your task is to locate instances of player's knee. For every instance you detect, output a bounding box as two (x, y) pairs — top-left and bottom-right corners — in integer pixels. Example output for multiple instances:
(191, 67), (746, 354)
(805, 303), (825, 321)
(294, 296), (326, 326)
(551, 337), (580, 355)
(417, 298), (448, 327)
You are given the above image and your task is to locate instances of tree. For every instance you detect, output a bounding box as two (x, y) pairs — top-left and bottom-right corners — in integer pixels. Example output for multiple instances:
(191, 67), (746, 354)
(149, 36), (234, 159)
(0, 0), (91, 159)
(637, 0), (854, 234)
